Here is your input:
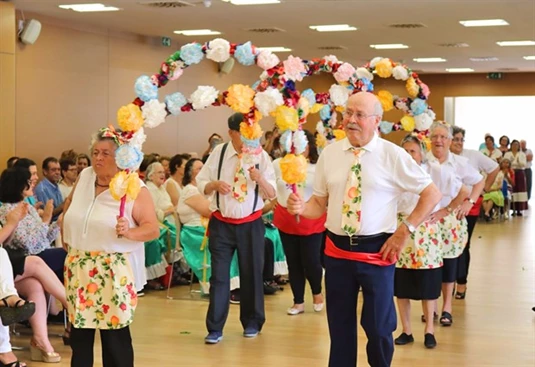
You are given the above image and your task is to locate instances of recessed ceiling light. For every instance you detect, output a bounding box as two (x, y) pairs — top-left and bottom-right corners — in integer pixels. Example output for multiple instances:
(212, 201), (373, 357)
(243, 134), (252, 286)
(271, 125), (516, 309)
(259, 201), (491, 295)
(59, 3), (120, 12)
(446, 68), (474, 73)
(523, 56), (535, 60)
(222, 0), (280, 4)
(459, 19), (509, 27)
(174, 29), (221, 36)
(370, 44), (409, 50)
(413, 58), (447, 63)
(497, 40), (535, 46)
(470, 57), (499, 62)
(309, 24), (357, 32)
(256, 46), (292, 52)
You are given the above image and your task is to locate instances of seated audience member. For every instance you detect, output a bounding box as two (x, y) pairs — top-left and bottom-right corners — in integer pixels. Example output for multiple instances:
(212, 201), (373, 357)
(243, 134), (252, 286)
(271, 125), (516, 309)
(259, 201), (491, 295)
(0, 167), (67, 282)
(202, 134), (224, 163)
(500, 158), (515, 219)
(480, 135), (502, 162)
(34, 157), (63, 221)
(138, 154), (159, 181)
(75, 153), (91, 174)
(59, 149), (77, 162)
(482, 169), (505, 221)
(165, 154), (187, 207)
(160, 156), (171, 179)
(58, 159), (78, 201)
(13, 159), (39, 207)
(6, 157), (19, 169)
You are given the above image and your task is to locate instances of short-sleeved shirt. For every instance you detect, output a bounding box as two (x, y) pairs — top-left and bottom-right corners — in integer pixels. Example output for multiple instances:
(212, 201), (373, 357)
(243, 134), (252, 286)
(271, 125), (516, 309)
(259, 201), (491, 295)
(177, 184), (204, 227)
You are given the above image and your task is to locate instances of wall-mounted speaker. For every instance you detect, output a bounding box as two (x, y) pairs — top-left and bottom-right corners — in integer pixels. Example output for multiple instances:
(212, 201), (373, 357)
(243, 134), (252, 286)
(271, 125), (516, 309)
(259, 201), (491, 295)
(219, 58), (235, 75)
(20, 19), (41, 45)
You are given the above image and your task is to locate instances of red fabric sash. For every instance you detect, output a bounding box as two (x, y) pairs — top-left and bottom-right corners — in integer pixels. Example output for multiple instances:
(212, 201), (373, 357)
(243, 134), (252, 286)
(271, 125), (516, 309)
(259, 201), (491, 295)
(272, 204), (326, 236)
(325, 236), (397, 266)
(211, 210), (262, 225)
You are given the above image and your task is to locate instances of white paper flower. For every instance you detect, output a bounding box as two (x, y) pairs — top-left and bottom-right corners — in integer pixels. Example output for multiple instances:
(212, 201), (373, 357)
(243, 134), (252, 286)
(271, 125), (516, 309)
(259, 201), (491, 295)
(414, 112), (434, 131)
(323, 55), (339, 64)
(206, 38), (231, 63)
(329, 84), (349, 107)
(316, 121), (325, 135)
(356, 67), (374, 81)
(141, 99), (167, 129)
(370, 57), (383, 67)
(189, 86), (219, 110)
(130, 127), (146, 150)
(257, 50), (280, 70)
(280, 130), (292, 153)
(260, 71), (269, 80)
(115, 144), (144, 170)
(392, 65), (409, 81)
(293, 130), (308, 155)
(254, 87), (284, 116)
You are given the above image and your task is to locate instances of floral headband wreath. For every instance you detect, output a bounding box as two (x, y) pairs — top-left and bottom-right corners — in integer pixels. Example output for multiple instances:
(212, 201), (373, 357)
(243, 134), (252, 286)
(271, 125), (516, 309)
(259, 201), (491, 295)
(105, 38), (434, 216)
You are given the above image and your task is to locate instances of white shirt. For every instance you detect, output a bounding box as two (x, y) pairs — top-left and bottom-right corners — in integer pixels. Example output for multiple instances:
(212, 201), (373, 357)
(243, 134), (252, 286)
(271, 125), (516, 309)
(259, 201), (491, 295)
(177, 184), (204, 227)
(524, 149), (533, 168)
(461, 149), (499, 174)
(63, 167), (144, 253)
(503, 151), (527, 170)
(196, 142), (276, 219)
(58, 181), (73, 201)
(146, 181), (174, 223)
(426, 151), (483, 208)
(480, 147), (502, 162)
(314, 134), (433, 236)
(273, 158), (316, 207)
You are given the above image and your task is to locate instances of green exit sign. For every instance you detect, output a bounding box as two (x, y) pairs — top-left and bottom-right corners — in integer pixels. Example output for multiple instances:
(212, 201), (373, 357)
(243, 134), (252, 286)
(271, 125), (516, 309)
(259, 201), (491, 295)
(487, 72), (503, 80)
(161, 37), (171, 47)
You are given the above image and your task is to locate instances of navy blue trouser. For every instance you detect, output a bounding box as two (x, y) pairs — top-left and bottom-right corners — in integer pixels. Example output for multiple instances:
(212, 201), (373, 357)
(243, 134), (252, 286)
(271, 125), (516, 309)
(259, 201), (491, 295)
(325, 232), (396, 367)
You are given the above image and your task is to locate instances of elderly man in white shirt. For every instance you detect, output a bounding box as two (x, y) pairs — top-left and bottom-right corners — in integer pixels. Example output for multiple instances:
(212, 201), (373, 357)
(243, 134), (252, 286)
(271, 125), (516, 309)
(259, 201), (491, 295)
(287, 92), (441, 367)
(196, 112), (276, 344)
(521, 140), (533, 201)
(450, 126), (499, 299)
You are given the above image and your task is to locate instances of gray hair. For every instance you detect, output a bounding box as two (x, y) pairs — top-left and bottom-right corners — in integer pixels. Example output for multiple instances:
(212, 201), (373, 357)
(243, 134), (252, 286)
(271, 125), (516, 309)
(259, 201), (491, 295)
(452, 126), (466, 137)
(89, 128), (121, 153)
(146, 162), (163, 182)
(373, 100), (384, 119)
(429, 121), (453, 139)
(401, 134), (428, 158)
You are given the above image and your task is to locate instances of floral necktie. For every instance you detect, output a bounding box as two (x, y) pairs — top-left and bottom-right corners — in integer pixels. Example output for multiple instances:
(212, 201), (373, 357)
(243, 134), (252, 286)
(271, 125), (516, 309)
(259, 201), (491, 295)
(232, 154), (248, 203)
(341, 148), (365, 237)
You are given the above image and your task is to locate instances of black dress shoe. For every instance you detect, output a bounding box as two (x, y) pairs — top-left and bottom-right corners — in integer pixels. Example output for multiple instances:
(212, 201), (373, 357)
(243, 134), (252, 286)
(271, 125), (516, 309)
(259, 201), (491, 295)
(394, 332), (414, 345)
(424, 333), (437, 348)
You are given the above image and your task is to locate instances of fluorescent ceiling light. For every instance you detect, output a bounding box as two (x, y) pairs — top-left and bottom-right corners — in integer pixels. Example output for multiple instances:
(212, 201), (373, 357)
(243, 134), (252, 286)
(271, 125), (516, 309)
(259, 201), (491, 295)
(370, 44), (409, 49)
(523, 56), (535, 60)
(446, 68), (474, 73)
(59, 3), (120, 12)
(257, 47), (292, 52)
(497, 40), (535, 46)
(309, 24), (357, 32)
(223, 0), (280, 4)
(413, 58), (447, 63)
(174, 29), (221, 36)
(470, 57), (498, 62)
(459, 19), (509, 27)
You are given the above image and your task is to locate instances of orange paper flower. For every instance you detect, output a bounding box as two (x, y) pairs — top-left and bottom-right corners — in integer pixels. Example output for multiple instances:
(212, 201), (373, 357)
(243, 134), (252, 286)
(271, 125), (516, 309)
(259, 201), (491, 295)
(240, 121), (263, 140)
(280, 154), (307, 184)
(117, 104), (144, 132)
(226, 84), (255, 113)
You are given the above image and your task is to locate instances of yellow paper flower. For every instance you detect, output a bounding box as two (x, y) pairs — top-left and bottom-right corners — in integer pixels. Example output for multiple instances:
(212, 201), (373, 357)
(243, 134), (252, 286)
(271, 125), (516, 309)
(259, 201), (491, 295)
(297, 97), (310, 118)
(110, 171), (141, 201)
(375, 58), (393, 78)
(406, 77), (419, 98)
(316, 133), (327, 148)
(117, 104), (144, 132)
(377, 90), (394, 112)
(126, 172), (141, 201)
(240, 121), (263, 140)
(422, 137), (432, 152)
(226, 84), (255, 113)
(275, 105), (299, 131)
(310, 103), (324, 114)
(401, 115), (415, 132)
(280, 154), (307, 184)
(333, 129), (346, 140)
(335, 106), (345, 113)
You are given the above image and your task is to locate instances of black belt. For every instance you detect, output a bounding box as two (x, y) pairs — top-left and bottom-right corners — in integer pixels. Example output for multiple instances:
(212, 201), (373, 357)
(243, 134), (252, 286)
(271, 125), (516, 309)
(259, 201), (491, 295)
(328, 231), (392, 247)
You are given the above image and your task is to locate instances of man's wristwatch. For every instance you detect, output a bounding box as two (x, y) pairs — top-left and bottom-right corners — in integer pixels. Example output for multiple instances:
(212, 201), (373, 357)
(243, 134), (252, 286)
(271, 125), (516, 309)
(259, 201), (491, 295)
(446, 206), (453, 213)
(402, 219), (416, 233)
(467, 198), (476, 205)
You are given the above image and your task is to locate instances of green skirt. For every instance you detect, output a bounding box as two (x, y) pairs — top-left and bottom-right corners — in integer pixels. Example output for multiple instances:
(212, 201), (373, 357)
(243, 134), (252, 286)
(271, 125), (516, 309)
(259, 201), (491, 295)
(145, 219), (177, 280)
(264, 226), (288, 275)
(483, 191), (504, 207)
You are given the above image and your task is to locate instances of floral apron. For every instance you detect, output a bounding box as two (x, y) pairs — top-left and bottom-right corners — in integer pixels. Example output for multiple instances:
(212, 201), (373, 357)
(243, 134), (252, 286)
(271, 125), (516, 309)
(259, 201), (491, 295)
(397, 214), (443, 269)
(438, 213), (468, 259)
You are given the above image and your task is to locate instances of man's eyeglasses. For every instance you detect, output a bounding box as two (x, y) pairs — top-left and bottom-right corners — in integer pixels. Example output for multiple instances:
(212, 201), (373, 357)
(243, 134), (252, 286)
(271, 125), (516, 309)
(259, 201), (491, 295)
(343, 111), (378, 121)
(430, 135), (451, 141)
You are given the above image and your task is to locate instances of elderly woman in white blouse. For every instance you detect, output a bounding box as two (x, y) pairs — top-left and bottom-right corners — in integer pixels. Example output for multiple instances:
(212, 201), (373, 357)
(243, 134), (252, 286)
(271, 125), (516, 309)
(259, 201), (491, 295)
(503, 140), (528, 216)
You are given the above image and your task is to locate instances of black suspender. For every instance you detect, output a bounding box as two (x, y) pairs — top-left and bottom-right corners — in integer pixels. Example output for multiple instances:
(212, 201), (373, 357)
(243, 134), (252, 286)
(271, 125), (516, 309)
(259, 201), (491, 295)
(216, 142), (259, 215)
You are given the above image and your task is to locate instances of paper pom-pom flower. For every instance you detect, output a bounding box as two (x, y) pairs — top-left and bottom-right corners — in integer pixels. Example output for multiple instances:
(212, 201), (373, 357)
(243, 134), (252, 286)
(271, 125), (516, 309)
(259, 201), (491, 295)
(180, 43), (204, 65)
(135, 76), (158, 102)
(406, 77), (419, 98)
(280, 154), (307, 185)
(375, 58), (393, 78)
(297, 97), (310, 117)
(333, 129), (346, 141)
(360, 78), (374, 92)
(256, 50), (280, 70)
(316, 133), (327, 148)
(377, 90), (394, 112)
(301, 89), (316, 106)
(189, 86), (219, 110)
(320, 105), (332, 121)
(115, 144), (144, 170)
(226, 84), (255, 113)
(165, 92), (188, 115)
(401, 115), (415, 132)
(370, 57), (383, 68)
(240, 136), (261, 148)
(142, 99), (167, 129)
(254, 87), (284, 115)
(117, 103), (144, 132)
(280, 130), (292, 153)
(239, 121), (262, 140)
(334, 63), (356, 83)
(206, 38), (231, 63)
(414, 112), (434, 131)
(283, 56), (306, 82)
(323, 55), (339, 64)
(167, 61), (185, 81)
(130, 127), (146, 150)
(110, 171), (141, 201)
(379, 121), (394, 134)
(275, 105), (299, 131)
(418, 81), (431, 99)
(392, 65), (409, 81)
(410, 98), (428, 116)
(356, 67), (374, 81)
(329, 84), (349, 107)
(292, 130), (308, 155)
(234, 41), (256, 66)
(310, 103), (324, 114)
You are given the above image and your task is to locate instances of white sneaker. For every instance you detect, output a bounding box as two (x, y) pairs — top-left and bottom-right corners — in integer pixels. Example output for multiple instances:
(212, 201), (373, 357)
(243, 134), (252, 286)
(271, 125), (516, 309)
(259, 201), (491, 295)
(287, 307), (304, 315)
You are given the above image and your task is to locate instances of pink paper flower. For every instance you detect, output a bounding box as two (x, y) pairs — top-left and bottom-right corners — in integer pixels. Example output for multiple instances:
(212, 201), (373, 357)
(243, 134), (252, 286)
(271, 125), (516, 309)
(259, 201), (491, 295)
(334, 63), (356, 83)
(283, 56), (306, 82)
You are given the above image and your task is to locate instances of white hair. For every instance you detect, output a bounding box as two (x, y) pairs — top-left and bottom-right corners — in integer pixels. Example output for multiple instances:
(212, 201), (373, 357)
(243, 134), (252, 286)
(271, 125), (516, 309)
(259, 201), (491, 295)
(373, 100), (384, 118)
(429, 121), (453, 139)
(146, 162), (163, 182)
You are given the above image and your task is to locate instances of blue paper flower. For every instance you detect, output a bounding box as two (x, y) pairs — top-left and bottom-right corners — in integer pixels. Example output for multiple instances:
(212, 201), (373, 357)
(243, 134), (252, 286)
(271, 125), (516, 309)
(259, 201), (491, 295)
(284, 80), (296, 92)
(361, 77), (374, 92)
(240, 136), (261, 148)
(135, 75), (158, 102)
(234, 41), (256, 66)
(379, 121), (394, 134)
(251, 80), (260, 90)
(180, 43), (204, 65)
(320, 105), (332, 121)
(410, 98), (427, 116)
(115, 144), (144, 170)
(165, 92), (187, 115)
(301, 88), (316, 106)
